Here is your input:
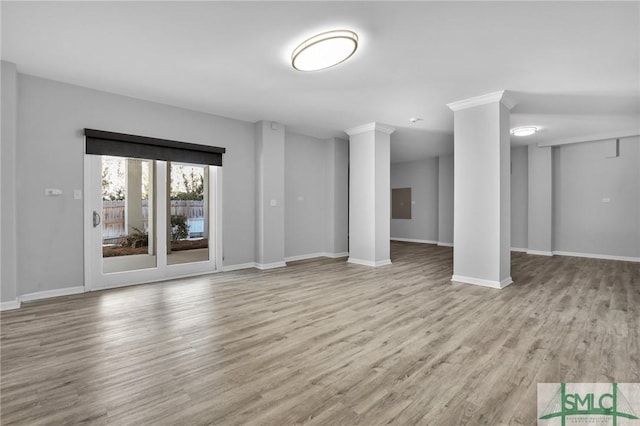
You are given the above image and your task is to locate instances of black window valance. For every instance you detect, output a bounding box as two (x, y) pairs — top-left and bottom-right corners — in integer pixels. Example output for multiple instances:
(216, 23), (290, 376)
(84, 129), (226, 166)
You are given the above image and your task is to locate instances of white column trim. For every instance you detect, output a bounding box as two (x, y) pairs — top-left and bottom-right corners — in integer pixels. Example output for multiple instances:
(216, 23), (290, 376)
(451, 275), (513, 289)
(345, 122), (396, 136)
(255, 261), (287, 270)
(447, 90), (516, 111)
(347, 258), (392, 267)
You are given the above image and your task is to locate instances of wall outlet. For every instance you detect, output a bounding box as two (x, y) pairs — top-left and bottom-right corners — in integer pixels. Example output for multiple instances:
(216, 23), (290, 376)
(74, 189), (82, 200)
(270, 199), (277, 207)
(45, 188), (62, 196)
(602, 197), (611, 203)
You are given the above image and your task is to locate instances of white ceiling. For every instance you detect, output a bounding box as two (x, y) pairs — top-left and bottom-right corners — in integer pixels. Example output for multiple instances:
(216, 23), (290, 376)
(2, 1), (639, 162)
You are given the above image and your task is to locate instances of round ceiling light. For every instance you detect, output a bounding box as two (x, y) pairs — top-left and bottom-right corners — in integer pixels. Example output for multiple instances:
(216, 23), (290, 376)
(511, 126), (538, 137)
(292, 30), (359, 71)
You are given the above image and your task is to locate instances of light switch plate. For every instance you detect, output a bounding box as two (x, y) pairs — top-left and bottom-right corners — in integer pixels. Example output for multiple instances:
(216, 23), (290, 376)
(270, 199), (277, 207)
(74, 189), (82, 200)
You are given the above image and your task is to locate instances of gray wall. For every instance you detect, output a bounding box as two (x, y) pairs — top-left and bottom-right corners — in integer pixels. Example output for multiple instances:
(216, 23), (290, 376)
(16, 74), (256, 294)
(390, 158), (439, 242)
(1, 61), (18, 303)
(255, 121), (285, 266)
(284, 131), (328, 258)
(438, 155), (454, 245)
(511, 146), (528, 249)
(325, 137), (349, 255)
(528, 145), (553, 254)
(553, 137), (640, 257)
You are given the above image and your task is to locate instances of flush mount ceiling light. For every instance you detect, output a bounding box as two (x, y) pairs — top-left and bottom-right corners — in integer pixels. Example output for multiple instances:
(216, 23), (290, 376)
(291, 30), (359, 71)
(511, 126), (538, 137)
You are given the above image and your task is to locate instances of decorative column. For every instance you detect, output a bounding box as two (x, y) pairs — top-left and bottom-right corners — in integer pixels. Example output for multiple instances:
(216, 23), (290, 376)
(345, 122), (395, 267)
(255, 120), (286, 269)
(447, 91), (515, 288)
(125, 158), (144, 233)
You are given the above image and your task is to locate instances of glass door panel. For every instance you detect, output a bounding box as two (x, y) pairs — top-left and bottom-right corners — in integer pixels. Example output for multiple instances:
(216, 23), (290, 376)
(86, 155), (219, 292)
(167, 162), (209, 265)
(101, 156), (157, 273)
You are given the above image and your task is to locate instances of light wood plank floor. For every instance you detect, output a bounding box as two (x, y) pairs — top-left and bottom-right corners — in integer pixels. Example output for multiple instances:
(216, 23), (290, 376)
(1, 242), (639, 425)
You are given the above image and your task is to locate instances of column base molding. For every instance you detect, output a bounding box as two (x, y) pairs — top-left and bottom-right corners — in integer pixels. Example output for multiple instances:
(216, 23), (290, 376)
(347, 258), (392, 267)
(451, 275), (513, 289)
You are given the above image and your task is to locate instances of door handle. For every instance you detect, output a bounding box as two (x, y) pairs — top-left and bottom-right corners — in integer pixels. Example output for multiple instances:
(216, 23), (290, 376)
(93, 211), (101, 228)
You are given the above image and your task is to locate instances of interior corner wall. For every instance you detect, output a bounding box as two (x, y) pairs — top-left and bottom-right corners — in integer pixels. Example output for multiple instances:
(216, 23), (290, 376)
(510, 146), (528, 249)
(527, 144), (553, 254)
(327, 137), (349, 255)
(552, 137), (640, 258)
(390, 158), (439, 242)
(16, 74), (256, 295)
(1, 61), (18, 304)
(437, 155), (454, 245)
(284, 131), (328, 258)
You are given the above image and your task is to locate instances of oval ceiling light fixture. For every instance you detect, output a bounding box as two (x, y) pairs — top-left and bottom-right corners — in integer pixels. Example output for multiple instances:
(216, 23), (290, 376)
(292, 30), (359, 71)
(511, 126), (538, 137)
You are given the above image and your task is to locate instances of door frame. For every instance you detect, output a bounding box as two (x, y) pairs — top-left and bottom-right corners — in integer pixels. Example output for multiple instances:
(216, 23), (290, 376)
(83, 155), (223, 292)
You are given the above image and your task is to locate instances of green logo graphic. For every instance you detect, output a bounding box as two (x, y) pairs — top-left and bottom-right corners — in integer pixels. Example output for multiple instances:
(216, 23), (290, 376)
(539, 383), (639, 425)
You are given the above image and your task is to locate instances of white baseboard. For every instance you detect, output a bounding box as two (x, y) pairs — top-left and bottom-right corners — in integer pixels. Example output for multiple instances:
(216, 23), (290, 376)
(552, 251), (639, 263)
(221, 262), (257, 272)
(255, 261), (287, 270)
(225, 253), (350, 272)
(451, 275), (513, 289)
(0, 299), (21, 311)
(511, 247), (528, 253)
(2, 286), (86, 310)
(20, 286), (85, 303)
(438, 242), (454, 247)
(323, 252), (349, 258)
(285, 252), (325, 262)
(526, 250), (554, 256)
(348, 258), (392, 267)
(391, 238), (438, 245)
(285, 252), (350, 262)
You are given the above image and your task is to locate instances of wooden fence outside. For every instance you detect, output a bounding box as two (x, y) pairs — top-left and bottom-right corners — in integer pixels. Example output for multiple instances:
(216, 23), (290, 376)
(102, 200), (205, 239)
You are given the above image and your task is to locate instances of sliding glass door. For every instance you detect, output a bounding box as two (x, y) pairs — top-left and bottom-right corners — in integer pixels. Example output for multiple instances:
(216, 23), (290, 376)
(167, 162), (209, 265)
(101, 156), (157, 274)
(85, 155), (221, 291)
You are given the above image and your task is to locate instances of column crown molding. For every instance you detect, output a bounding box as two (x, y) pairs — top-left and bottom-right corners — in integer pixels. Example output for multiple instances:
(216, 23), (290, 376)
(447, 90), (516, 112)
(345, 122), (396, 136)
